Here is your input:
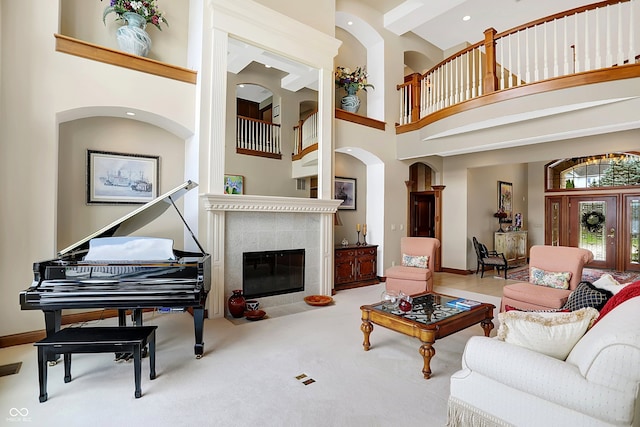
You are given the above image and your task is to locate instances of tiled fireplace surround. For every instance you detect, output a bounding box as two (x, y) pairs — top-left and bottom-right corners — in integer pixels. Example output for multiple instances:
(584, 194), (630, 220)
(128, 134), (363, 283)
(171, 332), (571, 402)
(202, 194), (341, 317)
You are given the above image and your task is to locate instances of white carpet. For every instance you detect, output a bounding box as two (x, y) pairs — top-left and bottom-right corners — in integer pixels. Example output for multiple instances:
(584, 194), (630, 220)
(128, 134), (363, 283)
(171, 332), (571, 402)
(0, 284), (500, 426)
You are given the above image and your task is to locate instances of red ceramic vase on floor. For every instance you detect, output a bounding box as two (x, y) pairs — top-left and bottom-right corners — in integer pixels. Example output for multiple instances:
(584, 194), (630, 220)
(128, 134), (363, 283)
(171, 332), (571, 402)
(228, 290), (246, 318)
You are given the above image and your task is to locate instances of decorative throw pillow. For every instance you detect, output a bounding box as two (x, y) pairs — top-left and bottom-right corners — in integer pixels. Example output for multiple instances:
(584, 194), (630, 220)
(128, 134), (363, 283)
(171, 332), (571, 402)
(591, 273), (629, 295)
(593, 280), (640, 326)
(562, 281), (613, 311)
(529, 266), (572, 289)
(497, 307), (599, 360)
(402, 254), (429, 269)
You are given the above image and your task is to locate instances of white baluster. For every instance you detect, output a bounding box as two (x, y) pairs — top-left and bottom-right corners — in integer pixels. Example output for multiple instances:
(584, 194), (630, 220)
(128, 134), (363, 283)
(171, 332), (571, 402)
(543, 23), (549, 79)
(629, 0), (636, 64)
(617, 4), (625, 66)
(509, 34), (513, 87)
(595, 7), (602, 69)
(525, 29), (531, 82)
(534, 25), (540, 81)
(499, 39), (504, 89)
(466, 53), (471, 99)
(606, 5), (613, 67)
(517, 30), (522, 86)
(478, 46), (483, 96)
(564, 16), (570, 75)
(574, 13), (580, 73)
(553, 19), (559, 77)
(584, 9), (591, 71)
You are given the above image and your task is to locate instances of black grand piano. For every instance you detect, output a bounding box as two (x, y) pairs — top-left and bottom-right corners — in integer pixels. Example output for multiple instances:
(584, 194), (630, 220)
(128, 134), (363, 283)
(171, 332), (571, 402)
(20, 181), (211, 359)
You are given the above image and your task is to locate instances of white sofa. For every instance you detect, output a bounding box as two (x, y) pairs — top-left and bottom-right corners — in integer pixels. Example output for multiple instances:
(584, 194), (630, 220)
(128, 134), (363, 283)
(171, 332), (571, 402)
(447, 295), (640, 426)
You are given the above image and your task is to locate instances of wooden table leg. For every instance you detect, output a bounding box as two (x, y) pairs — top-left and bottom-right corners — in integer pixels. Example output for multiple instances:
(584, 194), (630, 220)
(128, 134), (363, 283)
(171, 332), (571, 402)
(360, 309), (373, 351)
(481, 318), (495, 337)
(419, 341), (436, 379)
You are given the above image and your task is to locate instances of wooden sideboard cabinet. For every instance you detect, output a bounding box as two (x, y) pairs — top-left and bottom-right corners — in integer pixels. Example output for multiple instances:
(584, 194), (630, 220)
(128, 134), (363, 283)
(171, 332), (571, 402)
(494, 231), (528, 266)
(335, 244), (379, 290)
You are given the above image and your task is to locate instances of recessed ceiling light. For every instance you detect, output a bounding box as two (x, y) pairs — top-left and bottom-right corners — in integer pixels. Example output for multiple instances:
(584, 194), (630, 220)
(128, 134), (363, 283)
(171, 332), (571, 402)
(347, 21), (353, 26)
(462, 15), (471, 21)
(238, 84), (245, 88)
(265, 64), (272, 68)
(126, 111), (136, 116)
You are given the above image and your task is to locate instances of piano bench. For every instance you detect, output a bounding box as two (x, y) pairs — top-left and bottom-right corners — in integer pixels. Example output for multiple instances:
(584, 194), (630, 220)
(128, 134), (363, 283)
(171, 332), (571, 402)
(34, 326), (157, 402)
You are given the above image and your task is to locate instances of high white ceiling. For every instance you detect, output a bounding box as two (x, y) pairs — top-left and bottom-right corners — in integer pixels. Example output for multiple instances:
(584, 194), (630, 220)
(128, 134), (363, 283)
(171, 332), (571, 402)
(231, 0), (594, 99)
(369, 0), (592, 51)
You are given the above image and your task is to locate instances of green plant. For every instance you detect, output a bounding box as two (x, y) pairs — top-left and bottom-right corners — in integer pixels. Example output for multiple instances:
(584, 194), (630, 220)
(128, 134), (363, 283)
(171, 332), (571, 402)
(102, 0), (169, 30)
(335, 66), (374, 93)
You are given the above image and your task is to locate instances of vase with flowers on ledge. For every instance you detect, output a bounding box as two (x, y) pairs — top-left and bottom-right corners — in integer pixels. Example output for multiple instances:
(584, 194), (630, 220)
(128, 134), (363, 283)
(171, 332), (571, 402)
(102, 0), (169, 57)
(335, 66), (374, 114)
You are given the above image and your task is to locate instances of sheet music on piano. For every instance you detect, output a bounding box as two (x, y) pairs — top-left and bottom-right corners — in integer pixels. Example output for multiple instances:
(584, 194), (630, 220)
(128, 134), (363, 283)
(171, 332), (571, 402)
(20, 181), (211, 359)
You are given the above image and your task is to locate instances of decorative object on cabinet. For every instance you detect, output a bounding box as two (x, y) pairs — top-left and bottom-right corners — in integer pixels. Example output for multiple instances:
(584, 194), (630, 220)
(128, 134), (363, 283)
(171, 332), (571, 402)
(87, 150), (158, 204)
(497, 181), (513, 223)
(335, 177), (356, 210)
(224, 174), (244, 195)
(494, 231), (528, 266)
(334, 244), (378, 290)
(493, 209), (508, 232)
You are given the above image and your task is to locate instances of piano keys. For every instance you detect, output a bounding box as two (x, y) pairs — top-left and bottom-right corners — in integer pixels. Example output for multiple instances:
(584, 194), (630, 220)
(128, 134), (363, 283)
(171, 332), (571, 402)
(20, 181), (211, 359)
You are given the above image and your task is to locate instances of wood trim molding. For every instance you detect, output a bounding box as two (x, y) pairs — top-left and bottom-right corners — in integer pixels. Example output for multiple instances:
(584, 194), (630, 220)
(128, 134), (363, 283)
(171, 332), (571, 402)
(335, 108), (386, 130)
(292, 143), (318, 161)
(54, 34), (197, 84)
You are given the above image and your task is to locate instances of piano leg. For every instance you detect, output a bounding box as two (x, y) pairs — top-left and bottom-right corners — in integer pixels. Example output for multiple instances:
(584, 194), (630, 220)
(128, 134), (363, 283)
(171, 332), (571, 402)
(118, 309), (127, 327)
(193, 307), (205, 358)
(43, 310), (61, 364)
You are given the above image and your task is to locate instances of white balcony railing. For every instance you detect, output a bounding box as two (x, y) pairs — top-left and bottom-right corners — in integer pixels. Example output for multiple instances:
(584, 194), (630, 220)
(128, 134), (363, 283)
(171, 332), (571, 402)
(293, 110), (318, 157)
(236, 116), (281, 157)
(398, 0), (639, 126)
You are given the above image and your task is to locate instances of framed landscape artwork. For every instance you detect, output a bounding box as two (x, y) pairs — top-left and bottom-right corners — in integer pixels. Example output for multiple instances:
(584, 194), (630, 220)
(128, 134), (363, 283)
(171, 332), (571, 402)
(335, 177), (356, 210)
(498, 181), (513, 223)
(87, 150), (159, 204)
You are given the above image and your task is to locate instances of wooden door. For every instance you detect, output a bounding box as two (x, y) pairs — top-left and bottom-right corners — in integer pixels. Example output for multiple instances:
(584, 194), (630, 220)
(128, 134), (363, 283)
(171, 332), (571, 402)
(410, 193), (435, 237)
(624, 194), (640, 271)
(568, 196), (618, 270)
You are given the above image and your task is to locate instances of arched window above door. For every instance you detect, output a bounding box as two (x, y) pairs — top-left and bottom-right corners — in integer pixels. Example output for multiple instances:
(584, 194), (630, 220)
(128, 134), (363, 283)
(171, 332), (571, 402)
(546, 152), (640, 190)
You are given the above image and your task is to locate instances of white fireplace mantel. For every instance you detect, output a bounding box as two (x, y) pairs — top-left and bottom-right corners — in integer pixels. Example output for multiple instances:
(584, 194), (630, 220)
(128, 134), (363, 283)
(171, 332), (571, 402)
(202, 194), (342, 213)
(201, 194), (341, 318)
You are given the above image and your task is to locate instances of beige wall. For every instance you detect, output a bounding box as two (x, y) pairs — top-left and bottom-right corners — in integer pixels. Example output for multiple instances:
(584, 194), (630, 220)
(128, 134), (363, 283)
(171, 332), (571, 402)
(334, 153), (366, 246)
(57, 117), (186, 251)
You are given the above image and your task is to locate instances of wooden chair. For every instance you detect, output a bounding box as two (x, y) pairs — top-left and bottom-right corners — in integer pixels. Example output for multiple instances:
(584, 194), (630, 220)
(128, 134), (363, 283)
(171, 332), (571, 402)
(472, 237), (508, 279)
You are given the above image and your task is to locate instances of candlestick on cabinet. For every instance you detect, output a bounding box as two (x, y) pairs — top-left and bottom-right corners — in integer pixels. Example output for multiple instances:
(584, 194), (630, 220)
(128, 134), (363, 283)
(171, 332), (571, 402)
(356, 230), (361, 246)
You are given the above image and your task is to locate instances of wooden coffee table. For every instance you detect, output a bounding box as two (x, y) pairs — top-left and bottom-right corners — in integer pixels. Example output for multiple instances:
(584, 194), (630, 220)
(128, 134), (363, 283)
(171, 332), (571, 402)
(360, 292), (494, 379)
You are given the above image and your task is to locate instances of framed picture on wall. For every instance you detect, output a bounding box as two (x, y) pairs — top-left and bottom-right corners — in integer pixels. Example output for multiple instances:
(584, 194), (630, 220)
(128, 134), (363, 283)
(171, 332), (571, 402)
(498, 181), (513, 223)
(335, 177), (356, 210)
(87, 150), (159, 204)
(224, 174), (244, 194)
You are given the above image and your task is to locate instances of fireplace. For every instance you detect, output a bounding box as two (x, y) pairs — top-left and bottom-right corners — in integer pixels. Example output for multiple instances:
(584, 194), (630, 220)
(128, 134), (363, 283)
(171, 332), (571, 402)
(242, 249), (305, 299)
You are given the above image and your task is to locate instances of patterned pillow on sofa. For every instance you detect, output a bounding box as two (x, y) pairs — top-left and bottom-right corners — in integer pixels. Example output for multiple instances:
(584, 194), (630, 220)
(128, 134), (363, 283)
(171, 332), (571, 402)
(562, 281), (613, 311)
(529, 267), (572, 289)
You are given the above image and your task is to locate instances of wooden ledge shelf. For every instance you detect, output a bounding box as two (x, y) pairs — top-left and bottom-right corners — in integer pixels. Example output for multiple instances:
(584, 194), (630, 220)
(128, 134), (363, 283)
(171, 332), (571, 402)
(335, 108), (386, 130)
(54, 34), (197, 84)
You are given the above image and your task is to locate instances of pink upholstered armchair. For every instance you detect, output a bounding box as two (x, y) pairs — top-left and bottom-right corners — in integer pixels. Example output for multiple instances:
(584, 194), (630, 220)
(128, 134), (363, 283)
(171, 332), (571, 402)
(501, 245), (594, 311)
(384, 237), (440, 296)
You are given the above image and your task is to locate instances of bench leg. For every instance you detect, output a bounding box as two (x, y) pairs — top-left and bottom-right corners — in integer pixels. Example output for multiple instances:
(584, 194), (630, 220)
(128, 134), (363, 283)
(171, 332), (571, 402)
(37, 347), (48, 403)
(134, 344), (142, 398)
(64, 354), (72, 383)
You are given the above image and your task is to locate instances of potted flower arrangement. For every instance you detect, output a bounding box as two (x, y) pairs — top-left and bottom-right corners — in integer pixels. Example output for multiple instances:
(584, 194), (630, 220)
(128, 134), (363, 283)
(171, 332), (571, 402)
(335, 66), (374, 95)
(101, 0), (168, 57)
(102, 0), (169, 31)
(335, 66), (374, 113)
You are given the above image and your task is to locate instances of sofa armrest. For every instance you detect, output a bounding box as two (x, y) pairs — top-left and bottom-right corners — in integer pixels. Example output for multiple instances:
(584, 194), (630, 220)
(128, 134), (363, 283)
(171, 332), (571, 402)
(461, 336), (634, 424)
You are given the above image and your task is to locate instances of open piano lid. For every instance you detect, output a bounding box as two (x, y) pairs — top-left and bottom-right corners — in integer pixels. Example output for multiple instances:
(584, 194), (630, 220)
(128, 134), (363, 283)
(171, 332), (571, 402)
(58, 180), (202, 258)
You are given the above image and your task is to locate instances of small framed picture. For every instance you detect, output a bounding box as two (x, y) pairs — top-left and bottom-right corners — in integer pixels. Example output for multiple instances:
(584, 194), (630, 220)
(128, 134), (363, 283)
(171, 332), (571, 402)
(335, 177), (356, 210)
(224, 174), (245, 194)
(87, 150), (159, 204)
